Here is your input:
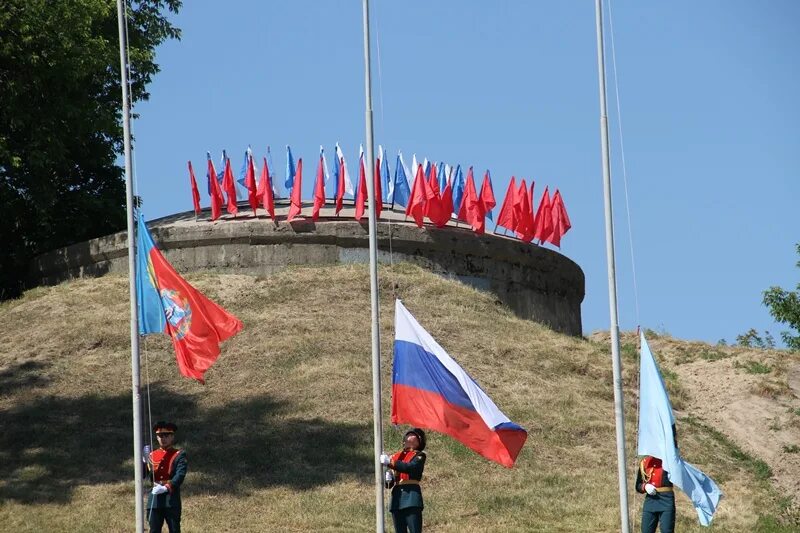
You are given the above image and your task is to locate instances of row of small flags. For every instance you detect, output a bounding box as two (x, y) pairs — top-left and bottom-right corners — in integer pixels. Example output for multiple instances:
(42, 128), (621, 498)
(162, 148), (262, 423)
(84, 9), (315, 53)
(187, 145), (572, 247)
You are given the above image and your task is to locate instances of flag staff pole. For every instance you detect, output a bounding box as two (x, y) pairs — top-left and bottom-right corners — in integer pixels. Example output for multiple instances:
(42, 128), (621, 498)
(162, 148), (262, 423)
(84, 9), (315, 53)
(361, 1), (386, 532)
(594, 1), (630, 532)
(115, 0), (145, 531)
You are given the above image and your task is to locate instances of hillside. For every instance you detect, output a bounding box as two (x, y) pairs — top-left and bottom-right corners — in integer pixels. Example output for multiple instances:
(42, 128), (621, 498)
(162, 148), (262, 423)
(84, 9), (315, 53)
(0, 263), (797, 532)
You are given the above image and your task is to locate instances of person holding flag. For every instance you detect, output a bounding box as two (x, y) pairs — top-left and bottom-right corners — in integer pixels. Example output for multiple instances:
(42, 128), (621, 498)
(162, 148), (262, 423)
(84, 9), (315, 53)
(638, 332), (722, 530)
(144, 421), (187, 533)
(380, 428), (427, 533)
(636, 450), (675, 533)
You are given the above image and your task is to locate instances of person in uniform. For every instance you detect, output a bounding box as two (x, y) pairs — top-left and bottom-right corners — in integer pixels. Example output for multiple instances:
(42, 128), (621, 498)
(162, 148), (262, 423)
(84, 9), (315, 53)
(144, 421), (187, 533)
(636, 455), (675, 533)
(380, 428), (427, 533)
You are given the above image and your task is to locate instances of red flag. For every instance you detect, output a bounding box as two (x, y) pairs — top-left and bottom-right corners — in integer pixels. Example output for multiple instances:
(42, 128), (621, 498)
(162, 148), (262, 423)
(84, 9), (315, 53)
(335, 157), (346, 215)
(287, 159), (303, 221)
(188, 161), (201, 216)
(534, 186), (553, 244)
(244, 153), (258, 215)
(312, 155), (326, 221)
(514, 179), (535, 242)
(405, 164), (428, 228)
(494, 176), (517, 232)
(549, 190), (572, 247)
(222, 158), (238, 216)
(439, 180), (454, 226)
(479, 170), (496, 218)
(374, 157), (383, 219)
(207, 158), (224, 221)
(257, 157), (275, 220)
(355, 155), (367, 221)
(457, 167), (485, 234)
(425, 165), (449, 227)
(147, 242), (242, 383)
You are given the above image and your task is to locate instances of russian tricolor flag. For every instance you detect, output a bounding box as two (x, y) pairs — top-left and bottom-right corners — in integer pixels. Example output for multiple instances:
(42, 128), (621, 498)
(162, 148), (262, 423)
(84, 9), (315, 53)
(391, 300), (528, 468)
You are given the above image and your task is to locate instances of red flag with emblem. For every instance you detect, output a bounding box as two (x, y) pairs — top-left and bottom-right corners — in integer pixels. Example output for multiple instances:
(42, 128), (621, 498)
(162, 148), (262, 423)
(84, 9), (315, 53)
(146, 238), (242, 383)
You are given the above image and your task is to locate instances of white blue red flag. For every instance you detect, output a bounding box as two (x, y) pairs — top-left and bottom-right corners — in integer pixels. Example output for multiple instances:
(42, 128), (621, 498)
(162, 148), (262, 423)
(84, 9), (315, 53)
(391, 300), (527, 467)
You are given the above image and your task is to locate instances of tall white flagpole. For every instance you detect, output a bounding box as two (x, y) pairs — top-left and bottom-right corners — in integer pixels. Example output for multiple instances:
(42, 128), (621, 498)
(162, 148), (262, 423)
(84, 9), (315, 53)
(594, 1), (631, 532)
(115, 1), (145, 530)
(361, 0), (385, 531)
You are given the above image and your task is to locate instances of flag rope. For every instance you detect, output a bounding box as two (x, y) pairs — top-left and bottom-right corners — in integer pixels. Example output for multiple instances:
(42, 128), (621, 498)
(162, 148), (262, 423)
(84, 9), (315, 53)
(607, 0), (643, 525)
(607, 0), (640, 326)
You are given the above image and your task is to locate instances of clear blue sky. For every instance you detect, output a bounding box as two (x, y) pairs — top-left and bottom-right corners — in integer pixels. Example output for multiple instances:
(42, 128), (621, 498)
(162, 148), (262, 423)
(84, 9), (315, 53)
(132, 1), (800, 345)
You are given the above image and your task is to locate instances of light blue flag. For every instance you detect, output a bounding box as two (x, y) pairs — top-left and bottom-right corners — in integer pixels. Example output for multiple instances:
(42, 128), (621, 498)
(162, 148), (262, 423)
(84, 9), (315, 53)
(638, 332), (723, 526)
(380, 146), (392, 203)
(437, 161), (446, 193)
(393, 153), (411, 207)
(452, 165), (465, 215)
(285, 145), (296, 191)
(135, 211), (166, 335)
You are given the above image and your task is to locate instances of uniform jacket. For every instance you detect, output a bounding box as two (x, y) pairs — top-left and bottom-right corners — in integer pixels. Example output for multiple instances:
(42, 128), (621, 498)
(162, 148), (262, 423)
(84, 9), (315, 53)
(146, 447), (187, 509)
(388, 449), (426, 512)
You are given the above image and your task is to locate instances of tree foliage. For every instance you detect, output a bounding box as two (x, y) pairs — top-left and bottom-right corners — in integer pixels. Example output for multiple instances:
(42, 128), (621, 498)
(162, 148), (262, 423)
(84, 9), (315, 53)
(0, 0), (181, 298)
(762, 243), (800, 351)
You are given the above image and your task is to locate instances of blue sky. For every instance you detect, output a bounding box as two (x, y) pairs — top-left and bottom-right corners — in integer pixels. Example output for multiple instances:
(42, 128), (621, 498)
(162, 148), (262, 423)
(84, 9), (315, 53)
(132, 1), (799, 345)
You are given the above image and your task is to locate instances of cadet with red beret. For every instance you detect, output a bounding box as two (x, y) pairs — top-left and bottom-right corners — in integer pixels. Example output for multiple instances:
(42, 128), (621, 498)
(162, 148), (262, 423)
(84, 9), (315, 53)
(380, 428), (427, 533)
(144, 421), (187, 533)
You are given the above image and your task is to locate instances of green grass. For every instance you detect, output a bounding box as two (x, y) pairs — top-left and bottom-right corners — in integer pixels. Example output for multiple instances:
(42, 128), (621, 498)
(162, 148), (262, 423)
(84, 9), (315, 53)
(0, 264), (795, 532)
(735, 360), (773, 374)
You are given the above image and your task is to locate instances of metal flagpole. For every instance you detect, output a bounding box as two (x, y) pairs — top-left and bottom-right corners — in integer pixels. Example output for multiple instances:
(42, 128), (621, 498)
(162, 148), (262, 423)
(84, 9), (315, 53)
(594, 1), (630, 532)
(115, 1), (144, 530)
(361, 1), (385, 532)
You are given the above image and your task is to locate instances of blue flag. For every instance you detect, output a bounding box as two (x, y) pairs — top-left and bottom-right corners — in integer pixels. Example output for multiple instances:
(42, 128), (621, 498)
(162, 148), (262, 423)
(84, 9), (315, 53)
(135, 211), (166, 335)
(437, 161), (446, 192)
(285, 145), (296, 191)
(452, 165), (465, 215)
(393, 153), (411, 207)
(380, 146), (392, 203)
(638, 332), (723, 525)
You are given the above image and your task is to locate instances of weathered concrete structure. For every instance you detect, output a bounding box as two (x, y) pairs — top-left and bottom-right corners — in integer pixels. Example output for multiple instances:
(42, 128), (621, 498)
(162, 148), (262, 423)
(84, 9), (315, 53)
(29, 204), (585, 335)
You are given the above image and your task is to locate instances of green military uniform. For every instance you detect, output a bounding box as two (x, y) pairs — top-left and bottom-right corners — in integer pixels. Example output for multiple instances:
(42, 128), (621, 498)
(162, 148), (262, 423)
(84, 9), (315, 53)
(636, 456), (675, 533)
(386, 428), (427, 533)
(145, 422), (187, 533)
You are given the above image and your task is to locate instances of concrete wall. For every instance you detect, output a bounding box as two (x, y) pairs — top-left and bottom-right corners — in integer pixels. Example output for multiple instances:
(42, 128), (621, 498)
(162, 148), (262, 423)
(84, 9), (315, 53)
(29, 206), (585, 335)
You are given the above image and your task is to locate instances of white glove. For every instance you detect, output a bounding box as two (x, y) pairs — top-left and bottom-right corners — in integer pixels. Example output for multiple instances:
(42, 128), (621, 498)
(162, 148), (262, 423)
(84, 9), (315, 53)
(384, 470), (394, 483)
(379, 453), (391, 466)
(151, 484), (169, 495)
(644, 483), (657, 496)
(142, 445), (151, 463)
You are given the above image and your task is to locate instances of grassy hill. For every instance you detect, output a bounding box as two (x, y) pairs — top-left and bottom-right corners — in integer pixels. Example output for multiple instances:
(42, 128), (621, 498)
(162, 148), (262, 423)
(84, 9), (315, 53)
(0, 263), (797, 532)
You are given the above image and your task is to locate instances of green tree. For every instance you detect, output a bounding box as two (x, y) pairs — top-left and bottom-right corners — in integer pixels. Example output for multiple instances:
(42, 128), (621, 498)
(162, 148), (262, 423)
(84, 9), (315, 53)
(0, 0), (180, 299)
(762, 243), (800, 351)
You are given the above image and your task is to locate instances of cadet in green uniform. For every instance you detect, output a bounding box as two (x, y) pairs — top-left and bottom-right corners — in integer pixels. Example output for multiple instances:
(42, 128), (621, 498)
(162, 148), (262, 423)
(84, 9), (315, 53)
(636, 455), (675, 533)
(144, 421), (187, 533)
(380, 428), (427, 533)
